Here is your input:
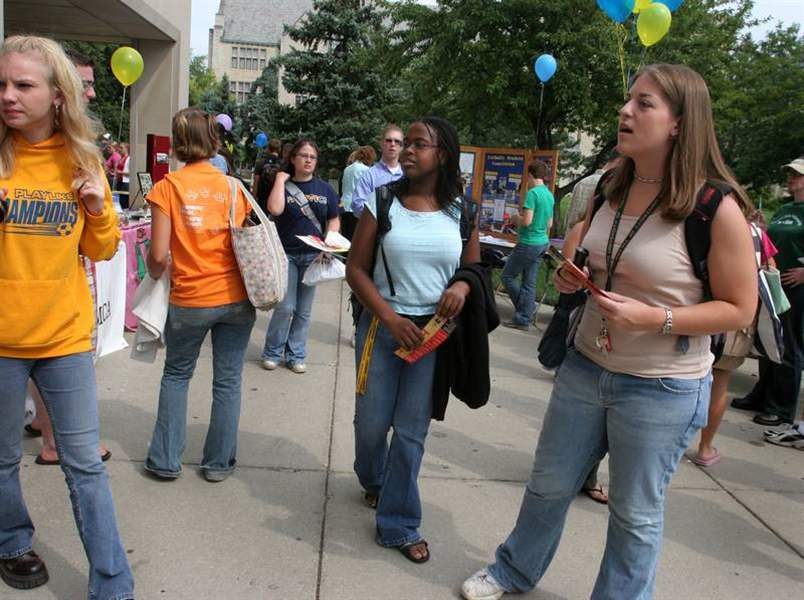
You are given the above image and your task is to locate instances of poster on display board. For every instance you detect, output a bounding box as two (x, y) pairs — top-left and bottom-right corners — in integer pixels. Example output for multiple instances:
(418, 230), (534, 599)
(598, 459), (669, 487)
(459, 147), (480, 201)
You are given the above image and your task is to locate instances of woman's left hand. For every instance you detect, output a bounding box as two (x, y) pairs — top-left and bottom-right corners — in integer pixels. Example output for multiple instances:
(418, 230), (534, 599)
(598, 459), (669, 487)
(595, 291), (664, 332)
(74, 170), (106, 216)
(436, 281), (470, 320)
(781, 267), (804, 288)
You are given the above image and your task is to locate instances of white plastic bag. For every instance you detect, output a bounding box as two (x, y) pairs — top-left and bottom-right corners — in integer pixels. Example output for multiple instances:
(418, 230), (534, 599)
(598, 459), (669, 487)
(302, 252), (346, 286)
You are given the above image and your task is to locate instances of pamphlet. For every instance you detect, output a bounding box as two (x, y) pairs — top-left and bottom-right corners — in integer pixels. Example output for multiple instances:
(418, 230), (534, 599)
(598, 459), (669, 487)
(395, 315), (456, 364)
(296, 230), (351, 253)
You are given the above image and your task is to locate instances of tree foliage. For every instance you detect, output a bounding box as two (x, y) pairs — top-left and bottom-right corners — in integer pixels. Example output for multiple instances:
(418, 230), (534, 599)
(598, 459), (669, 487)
(263, 0), (395, 176)
(62, 40), (129, 142)
(189, 55), (218, 108)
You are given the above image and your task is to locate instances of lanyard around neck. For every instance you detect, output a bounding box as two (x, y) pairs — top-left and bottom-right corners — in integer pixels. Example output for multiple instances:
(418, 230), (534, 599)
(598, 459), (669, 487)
(604, 189), (663, 292)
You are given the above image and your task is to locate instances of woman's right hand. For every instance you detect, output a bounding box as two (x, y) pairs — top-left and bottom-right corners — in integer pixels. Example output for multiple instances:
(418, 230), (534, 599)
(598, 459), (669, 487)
(386, 315), (424, 351)
(554, 264), (589, 295)
(275, 171), (291, 185)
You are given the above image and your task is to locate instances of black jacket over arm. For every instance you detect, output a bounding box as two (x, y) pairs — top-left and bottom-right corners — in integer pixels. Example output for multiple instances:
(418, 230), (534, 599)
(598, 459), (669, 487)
(432, 262), (500, 420)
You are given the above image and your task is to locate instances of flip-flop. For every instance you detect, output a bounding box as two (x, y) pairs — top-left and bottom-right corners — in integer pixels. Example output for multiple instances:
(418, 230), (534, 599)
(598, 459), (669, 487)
(582, 485), (609, 505)
(24, 424), (42, 438)
(35, 450), (112, 466)
(691, 448), (721, 467)
(397, 540), (429, 564)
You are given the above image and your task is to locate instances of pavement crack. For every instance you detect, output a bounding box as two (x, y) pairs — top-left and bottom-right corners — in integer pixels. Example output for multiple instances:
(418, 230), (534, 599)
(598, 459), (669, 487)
(315, 281), (344, 599)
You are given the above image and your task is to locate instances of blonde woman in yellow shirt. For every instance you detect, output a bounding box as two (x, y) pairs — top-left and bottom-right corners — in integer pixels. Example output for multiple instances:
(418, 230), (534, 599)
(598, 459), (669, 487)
(0, 36), (133, 598)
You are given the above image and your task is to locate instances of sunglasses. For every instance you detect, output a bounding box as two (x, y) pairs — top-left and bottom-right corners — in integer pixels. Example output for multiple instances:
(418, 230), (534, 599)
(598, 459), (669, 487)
(384, 138), (403, 145)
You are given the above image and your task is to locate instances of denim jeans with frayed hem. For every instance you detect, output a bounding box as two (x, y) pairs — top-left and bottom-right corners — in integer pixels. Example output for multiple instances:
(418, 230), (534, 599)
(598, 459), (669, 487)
(353, 311), (435, 547)
(501, 242), (549, 326)
(145, 300), (255, 479)
(0, 352), (134, 600)
(488, 348), (710, 600)
(262, 251), (319, 366)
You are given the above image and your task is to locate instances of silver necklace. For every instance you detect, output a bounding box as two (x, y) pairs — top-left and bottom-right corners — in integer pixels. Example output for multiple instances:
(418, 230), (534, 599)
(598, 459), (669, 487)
(634, 173), (664, 184)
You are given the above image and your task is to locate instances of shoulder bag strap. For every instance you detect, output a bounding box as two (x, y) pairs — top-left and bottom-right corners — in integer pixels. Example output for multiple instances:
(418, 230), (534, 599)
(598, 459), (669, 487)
(227, 175), (270, 227)
(285, 181), (323, 234)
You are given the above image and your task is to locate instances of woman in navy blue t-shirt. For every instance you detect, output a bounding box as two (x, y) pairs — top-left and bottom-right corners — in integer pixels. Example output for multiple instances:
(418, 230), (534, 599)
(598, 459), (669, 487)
(262, 140), (340, 373)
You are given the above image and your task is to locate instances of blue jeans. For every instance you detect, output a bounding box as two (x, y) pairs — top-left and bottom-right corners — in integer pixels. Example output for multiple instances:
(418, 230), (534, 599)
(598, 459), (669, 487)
(501, 242), (549, 326)
(489, 349), (710, 599)
(0, 353), (134, 600)
(353, 312), (435, 547)
(145, 300), (256, 478)
(262, 251), (318, 366)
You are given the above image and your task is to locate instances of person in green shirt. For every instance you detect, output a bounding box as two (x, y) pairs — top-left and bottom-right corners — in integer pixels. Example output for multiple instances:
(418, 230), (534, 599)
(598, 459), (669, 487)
(501, 160), (554, 330)
(734, 157), (804, 439)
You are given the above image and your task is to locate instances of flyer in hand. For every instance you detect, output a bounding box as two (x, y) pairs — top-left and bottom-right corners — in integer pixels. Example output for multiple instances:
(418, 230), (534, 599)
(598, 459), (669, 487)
(395, 315), (456, 364)
(296, 231), (351, 253)
(547, 246), (610, 299)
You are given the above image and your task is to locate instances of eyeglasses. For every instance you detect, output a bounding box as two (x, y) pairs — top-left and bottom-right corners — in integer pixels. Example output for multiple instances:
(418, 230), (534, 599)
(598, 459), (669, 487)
(403, 140), (438, 152)
(81, 80), (95, 91)
(296, 153), (318, 161)
(384, 138), (403, 145)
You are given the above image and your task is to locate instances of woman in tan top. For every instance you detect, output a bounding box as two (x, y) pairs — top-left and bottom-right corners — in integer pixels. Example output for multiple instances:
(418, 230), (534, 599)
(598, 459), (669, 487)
(462, 64), (756, 600)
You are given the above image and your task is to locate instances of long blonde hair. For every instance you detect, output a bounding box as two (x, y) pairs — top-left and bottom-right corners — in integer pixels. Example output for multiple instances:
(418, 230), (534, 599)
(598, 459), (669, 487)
(606, 64), (752, 219)
(0, 36), (103, 178)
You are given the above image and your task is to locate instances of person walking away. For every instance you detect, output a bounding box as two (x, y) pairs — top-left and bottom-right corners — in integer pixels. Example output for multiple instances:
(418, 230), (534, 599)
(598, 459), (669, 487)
(143, 108), (256, 483)
(500, 160), (554, 331)
(0, 35), (134, 598)
(340, 144), (376, 240)
(461, 63), (757, 600)
(260, 140), (340, 374)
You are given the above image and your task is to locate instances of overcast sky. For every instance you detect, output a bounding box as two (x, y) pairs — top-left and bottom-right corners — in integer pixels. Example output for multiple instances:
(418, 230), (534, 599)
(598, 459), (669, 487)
(190, 0), (803, 56)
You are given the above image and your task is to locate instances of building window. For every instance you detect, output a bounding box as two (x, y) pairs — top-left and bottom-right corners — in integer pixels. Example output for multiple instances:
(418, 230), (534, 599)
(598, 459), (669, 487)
(259, 58), (266, 70)
(231, 46), (238, 68)
(261, 48), (267, 58)
(239, 57), (245, 69)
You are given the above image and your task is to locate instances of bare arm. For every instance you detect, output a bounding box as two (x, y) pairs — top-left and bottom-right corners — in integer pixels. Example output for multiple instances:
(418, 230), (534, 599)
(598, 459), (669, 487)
(266, 171), (289, 217)
(326, 216), (340, 232)
(147, 204), (171, 279)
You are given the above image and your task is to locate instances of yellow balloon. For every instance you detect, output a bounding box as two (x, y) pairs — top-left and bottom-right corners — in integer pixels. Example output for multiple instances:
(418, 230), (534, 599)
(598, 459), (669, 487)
(110, 47), (144, 87)
(633, 0), (653, 14)
(637, 3), (672, 47)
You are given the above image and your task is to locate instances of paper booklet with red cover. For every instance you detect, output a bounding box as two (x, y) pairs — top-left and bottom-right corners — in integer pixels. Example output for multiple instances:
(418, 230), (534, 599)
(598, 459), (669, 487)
(395, 315), (456, 364)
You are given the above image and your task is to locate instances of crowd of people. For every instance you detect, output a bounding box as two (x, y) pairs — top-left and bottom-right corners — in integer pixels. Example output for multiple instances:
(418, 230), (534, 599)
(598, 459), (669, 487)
(0, 33), (801, 600)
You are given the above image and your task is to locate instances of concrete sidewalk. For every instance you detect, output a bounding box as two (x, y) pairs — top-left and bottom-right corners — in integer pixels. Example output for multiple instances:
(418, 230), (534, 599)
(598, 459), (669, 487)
(9, 281), (804, 599)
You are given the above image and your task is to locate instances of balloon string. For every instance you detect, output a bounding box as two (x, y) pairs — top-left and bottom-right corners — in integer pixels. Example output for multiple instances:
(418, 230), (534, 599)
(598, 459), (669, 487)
(638, 45), (648, 70)
(111, 86), (128, 189)
(617, 23), (628, 98)
(536, 83), (545, 148)
(625, 18), (637, 88)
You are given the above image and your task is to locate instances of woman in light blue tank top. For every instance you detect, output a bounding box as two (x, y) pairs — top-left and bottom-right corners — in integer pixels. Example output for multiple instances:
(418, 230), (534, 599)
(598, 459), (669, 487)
(346, 117), (481, 564)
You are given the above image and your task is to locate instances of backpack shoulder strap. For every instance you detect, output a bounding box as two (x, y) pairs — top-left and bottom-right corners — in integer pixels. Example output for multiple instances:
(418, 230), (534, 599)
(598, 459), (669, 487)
(459, 196), (478, 248)
(375, 184), (394, 237)
(582, 169), (616, 241)
(684, 180), (732, 299)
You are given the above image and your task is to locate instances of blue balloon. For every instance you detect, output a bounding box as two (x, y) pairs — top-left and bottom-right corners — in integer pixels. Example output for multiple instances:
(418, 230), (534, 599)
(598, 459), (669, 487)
(534, 54), (557, 83)
(597, 0), (636, 23)
(655, 0), (684, 11)
(255, 132), (268, 148)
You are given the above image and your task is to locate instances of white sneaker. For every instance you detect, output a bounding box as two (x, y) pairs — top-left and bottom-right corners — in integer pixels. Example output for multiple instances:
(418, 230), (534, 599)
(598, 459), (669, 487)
(261, 359), (278, 371)
(765, 423), (804, 449)
(461, 568), (505, 600)
(288, 362), (307, 374)
(763, 422), (795, 438)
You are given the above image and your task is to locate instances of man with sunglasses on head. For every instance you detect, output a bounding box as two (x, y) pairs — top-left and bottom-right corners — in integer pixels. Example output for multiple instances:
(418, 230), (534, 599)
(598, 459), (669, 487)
(350, 124), (404, 217)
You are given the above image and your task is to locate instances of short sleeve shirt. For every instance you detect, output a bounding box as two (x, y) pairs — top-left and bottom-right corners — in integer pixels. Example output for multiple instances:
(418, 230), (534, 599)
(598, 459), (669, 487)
(768, 202), (804, 272)
(146, 161), (249, 307)
(518, 184), (554, 246)
(275, 177), (340, 254)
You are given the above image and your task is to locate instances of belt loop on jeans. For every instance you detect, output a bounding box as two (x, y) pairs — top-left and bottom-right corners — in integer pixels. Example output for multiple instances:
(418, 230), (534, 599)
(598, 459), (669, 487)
(356, 316), (380, 395)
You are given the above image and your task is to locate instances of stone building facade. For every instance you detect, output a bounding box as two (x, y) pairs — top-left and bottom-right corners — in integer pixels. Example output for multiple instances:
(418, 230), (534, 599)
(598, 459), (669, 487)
(207, 0), (312, 104)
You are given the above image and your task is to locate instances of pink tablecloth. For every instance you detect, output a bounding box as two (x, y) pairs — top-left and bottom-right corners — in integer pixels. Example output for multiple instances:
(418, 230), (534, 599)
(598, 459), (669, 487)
(120, 221), (151, 330)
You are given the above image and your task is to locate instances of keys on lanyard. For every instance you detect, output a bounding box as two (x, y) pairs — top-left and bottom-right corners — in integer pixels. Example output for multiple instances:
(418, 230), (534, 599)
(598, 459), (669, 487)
(596, 322), (612, 355)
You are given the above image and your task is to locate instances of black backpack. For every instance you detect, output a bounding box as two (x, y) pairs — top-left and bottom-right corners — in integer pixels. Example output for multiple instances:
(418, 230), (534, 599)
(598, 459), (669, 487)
(349, 184), (479, 326)
(256, 154), (281, 209)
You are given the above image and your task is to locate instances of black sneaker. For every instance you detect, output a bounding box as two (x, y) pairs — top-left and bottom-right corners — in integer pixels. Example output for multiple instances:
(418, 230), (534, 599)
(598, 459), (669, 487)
(502, 320), (529, 331)
(0, 551), (49, 590)
(730, 393), (762, 411)
(752, 413), (788, 427)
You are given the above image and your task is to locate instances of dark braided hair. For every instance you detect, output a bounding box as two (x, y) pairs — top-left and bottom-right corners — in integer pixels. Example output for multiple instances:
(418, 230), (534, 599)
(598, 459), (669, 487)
(390, 116), (463, 219)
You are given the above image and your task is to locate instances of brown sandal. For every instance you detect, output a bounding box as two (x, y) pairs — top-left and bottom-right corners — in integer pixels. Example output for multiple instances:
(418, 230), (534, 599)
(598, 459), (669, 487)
(363, 492), (378, 509)
(397, 540), (429, 564)
(582, 485), (609, 505)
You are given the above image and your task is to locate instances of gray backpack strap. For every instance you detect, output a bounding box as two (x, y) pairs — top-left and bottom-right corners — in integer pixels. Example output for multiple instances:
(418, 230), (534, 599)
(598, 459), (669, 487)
(285, 181), (323, 234)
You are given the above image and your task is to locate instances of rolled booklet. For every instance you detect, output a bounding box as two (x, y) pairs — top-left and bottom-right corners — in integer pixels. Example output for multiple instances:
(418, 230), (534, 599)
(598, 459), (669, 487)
(547, 246), (610, 300)
(395, 315), (456, 364)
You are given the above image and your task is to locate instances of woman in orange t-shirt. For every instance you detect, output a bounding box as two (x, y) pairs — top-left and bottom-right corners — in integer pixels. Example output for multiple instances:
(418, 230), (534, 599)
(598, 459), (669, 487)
(143, 108), (254, 483)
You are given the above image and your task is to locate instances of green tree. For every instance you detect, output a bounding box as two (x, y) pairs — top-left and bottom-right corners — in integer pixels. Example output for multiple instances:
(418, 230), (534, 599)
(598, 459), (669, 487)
(238, 66), (280, 166)
(189, 55), (218, 107)
(268, 0), (395, 176)
(62, 40), (129, 141)
(387, 0), (769, 196)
